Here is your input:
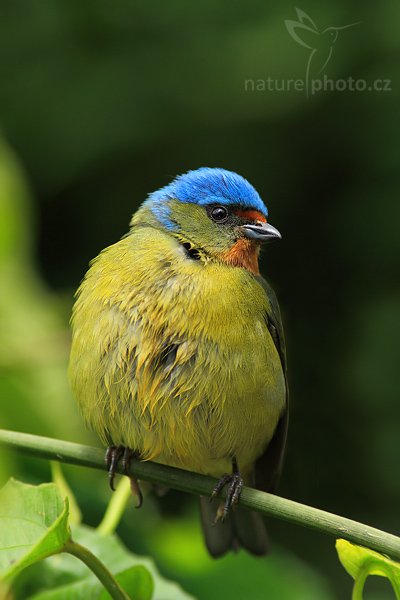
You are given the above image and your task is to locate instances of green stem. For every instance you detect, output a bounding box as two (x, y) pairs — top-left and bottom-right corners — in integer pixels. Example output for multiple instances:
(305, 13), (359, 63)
(352, 563), (400, 600)
(370, 563), (400, 600)
(351, 565), (369, 600)
(97, 476), (132, 536)
(1, 428), (400, 562)
(64, 539), (130, 600)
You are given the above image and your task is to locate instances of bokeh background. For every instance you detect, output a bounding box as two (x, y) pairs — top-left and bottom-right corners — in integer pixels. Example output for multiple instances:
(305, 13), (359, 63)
(0, 2), (399, 599)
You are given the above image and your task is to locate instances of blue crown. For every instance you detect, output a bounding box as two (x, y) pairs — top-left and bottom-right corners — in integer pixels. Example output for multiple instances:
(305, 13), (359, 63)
(146, 167), (268, 229)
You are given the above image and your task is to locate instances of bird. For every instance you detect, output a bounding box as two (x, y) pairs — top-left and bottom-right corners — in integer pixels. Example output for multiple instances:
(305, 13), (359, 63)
(285, 8), (360, 95)
(69, 167), (288, 557)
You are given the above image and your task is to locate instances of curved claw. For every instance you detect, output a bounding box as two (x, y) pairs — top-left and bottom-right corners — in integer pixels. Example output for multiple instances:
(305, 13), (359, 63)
(223, 473), (243, 518)
(129, 476), (143, 509)
(105, 446), (124, 491)
(211, 473), (231, 500)
(211, 469), (244, 523)
(105, 445), (143, 507)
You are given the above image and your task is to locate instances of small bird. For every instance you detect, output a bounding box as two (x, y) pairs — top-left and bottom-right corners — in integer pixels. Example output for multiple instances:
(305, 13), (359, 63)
(69, 168), (288, 556)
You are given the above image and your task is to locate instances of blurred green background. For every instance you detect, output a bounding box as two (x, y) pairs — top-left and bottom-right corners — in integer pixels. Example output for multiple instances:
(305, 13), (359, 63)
(0, 1), (399, 598)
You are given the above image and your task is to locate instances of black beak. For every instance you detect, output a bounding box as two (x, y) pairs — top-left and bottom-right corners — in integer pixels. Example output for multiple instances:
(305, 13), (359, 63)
(240, 221), (282, 243)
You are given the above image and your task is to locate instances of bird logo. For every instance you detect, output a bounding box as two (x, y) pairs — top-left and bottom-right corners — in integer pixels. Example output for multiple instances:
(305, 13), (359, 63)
(285, 8), (360, 96)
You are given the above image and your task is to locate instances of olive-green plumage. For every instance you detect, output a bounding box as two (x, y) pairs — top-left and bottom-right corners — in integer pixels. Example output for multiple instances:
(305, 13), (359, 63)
(69, 168), (288, 557)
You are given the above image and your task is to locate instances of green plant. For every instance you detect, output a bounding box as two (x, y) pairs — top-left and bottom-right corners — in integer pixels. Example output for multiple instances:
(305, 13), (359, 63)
(1, 429), (400, 599)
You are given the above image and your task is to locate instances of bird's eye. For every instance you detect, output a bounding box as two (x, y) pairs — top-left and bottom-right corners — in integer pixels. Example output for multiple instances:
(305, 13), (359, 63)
(210, 205), (229, 223)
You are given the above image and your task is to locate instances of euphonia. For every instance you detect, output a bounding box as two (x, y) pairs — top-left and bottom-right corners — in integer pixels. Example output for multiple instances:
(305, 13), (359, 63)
(69, 167), (288, 557)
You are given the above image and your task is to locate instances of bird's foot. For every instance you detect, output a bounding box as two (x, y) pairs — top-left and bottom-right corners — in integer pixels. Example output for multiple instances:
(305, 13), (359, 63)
(105, 445), (143, 508)
(211, 459), (243, 523)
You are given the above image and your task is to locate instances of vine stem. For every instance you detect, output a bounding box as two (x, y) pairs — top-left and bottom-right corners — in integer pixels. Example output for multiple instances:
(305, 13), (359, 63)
(64, 540), (130, 600)
(97, 476), (132, 536)
(1, 428), (400, 561)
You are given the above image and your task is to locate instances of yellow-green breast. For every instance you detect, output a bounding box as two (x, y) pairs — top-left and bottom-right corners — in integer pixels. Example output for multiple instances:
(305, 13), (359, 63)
(69, 225), (286, 480)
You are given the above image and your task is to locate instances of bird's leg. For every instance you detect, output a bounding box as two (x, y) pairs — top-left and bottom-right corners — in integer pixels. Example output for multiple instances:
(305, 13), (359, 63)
(105, 445), (124, 491)
(105, 445), (143, 508)
(211, 456), (244, 522)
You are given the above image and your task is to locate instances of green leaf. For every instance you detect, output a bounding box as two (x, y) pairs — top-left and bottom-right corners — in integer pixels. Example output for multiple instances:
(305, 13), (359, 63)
(99, 566), (153, 600)
(0, 479), (71, 582)
(26, 564), (153, 600)
(0, 478), (188, 600)
(336, 539), (400, 600)
(23, 525), (190, 600)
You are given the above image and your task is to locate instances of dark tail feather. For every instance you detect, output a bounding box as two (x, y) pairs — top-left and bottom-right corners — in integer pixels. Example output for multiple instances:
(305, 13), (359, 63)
(199, 497), (269, 557)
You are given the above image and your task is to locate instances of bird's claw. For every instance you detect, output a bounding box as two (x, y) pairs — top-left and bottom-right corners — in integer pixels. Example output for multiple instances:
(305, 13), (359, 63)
(211, 471), (244, 523)
(105, 445), (143, 508)
(105, 445), (124, 491)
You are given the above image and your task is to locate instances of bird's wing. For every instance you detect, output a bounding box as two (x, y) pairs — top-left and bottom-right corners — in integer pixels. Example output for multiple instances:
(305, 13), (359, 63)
(254, 276), (289, 493)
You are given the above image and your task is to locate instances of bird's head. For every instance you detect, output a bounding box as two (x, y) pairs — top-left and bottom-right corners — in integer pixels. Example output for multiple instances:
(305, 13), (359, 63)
(132, 167), (281, 275)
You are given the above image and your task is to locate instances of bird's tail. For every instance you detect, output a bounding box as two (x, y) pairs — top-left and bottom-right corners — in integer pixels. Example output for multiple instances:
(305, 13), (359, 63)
(199, 496), (269, 557)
